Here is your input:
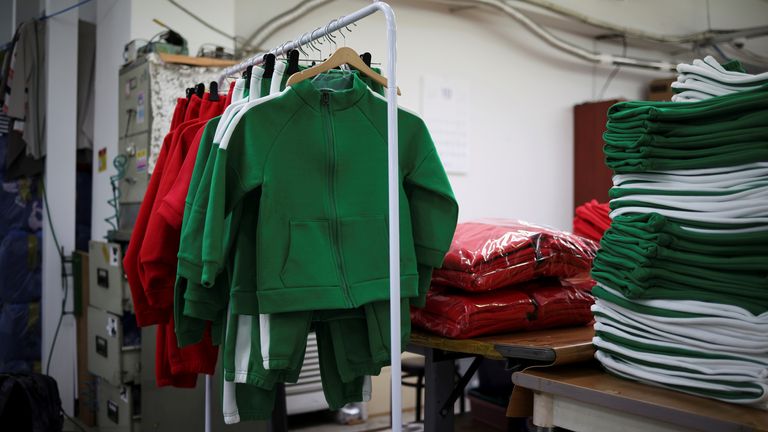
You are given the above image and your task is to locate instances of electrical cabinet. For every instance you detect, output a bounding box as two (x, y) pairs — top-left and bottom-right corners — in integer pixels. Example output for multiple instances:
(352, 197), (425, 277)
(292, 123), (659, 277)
(118, 59), (152, 208)
(88, 241), (132, 315)
(97, 379), (141, 432)
(87, 305), (141, 386)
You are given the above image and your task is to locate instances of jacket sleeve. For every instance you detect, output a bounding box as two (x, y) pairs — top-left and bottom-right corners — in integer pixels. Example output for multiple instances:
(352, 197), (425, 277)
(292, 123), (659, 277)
(404, 131), (459, 269)
(404, 122), (458, 307)
(413, 264), (434, 308)
(199, 108), (268, 288)
(176, 143), (219, 283)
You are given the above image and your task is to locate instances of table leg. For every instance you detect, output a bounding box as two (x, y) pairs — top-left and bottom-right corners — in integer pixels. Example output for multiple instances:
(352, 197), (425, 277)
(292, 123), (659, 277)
(423, 348), (455, 432)
(532, 392), (555, 431)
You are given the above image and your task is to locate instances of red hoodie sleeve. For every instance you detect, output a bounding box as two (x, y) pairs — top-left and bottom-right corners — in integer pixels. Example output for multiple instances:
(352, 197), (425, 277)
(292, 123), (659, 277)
(139, 125), (206, 307)
(123, 131), (175, 326)
(138, 96), (226, 309)
(158, 126), (206, 229)
(124, 96), (201, 325)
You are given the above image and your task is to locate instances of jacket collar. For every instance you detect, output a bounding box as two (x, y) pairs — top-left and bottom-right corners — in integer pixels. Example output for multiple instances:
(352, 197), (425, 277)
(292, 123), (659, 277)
(291, 72), (367, 111)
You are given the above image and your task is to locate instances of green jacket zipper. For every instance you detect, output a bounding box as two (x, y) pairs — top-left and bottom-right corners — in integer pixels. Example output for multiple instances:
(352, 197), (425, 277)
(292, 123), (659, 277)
(321, 92), (352, 306)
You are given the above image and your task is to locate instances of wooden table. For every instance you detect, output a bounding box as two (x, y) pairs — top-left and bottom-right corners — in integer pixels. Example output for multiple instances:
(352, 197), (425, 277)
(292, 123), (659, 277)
(513, 365), (768, 432)
(405, 326), (595, 432)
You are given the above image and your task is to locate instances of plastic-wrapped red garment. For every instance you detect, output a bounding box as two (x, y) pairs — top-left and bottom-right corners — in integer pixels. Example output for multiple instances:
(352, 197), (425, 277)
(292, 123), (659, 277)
(410, 278), (595, 339)
(432, 220), (598, 292)
(573, 200), (611, 242)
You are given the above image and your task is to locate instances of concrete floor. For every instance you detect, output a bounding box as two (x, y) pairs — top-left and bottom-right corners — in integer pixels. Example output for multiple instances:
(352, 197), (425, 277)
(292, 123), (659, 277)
(65, 409), (501, 432)
(290, 409), (500, 432)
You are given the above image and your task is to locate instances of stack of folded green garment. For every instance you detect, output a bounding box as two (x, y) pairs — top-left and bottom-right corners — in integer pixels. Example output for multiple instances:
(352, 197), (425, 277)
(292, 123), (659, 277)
(671, 56), (768, 102)
(592, 62), (768, 409)
(603, 85), (768, 173)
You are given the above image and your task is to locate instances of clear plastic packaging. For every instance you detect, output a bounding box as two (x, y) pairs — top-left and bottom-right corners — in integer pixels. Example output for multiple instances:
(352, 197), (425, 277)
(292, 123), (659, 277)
(433, 220), (599, 292)
(411, 278), (595, 339)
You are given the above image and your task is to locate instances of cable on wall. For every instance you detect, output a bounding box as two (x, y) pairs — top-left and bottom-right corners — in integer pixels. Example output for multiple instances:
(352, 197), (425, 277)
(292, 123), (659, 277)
(165, 0), (242, 46)
(511, 0), (768, 45)
(39, 0), (94, 21)
(239, 0), (335, 54)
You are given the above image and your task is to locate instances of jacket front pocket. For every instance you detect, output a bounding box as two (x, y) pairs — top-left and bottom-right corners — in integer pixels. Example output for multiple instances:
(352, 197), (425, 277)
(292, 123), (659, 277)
(280, 220), (341, 288)
(340, 216), (389, 285)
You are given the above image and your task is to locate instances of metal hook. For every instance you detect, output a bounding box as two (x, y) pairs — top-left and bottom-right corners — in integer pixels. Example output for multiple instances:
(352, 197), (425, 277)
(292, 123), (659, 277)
(307, 30), (320, 54)
(296, 32), (309, 57)
(304, 28), (317, 54)
(338, 16), (348, 46)
(325, 19), (338, 51)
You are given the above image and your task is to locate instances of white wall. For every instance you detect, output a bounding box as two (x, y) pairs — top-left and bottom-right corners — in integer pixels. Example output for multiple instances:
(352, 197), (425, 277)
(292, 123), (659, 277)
(91, 0), (131, 240)
(233, 0), (768, 230)
(43, 0), (79, 416)
(131, 0), (235, 56)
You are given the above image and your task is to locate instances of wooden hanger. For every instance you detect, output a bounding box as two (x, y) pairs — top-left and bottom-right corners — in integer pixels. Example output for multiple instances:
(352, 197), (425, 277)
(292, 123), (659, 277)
(286, 46), (401, 95)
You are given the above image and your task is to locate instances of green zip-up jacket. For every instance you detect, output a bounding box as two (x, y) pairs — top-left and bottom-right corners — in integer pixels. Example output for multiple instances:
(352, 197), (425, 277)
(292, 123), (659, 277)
(181, 73), (458, 315)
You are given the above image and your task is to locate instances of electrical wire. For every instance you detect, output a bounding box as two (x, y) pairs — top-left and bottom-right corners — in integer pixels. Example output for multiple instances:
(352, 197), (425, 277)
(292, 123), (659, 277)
(510, 0), (768, 45)
(598, 36), (628, 100)
(40, 181), (74, 377)
(39, 0), (94, 21)
(430, 0), (677, 70)
(39, 181), (62, 258)
(105, 155), (127, 232)
(241, 0), (334, 53)
(165, 0), (241, 43)
(60, 407), (88, 432)
(712, 43), (732, 62)
(105, 109), (135, 231)
(231, 0), (677, 76)
(45, 276), (69, 375)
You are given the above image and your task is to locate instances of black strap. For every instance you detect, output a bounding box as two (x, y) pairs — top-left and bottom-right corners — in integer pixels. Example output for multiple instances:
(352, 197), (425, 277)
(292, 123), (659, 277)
(263, 53), (276, 79)
(286, 49), (300, 76)
(209, 81), (219, 101)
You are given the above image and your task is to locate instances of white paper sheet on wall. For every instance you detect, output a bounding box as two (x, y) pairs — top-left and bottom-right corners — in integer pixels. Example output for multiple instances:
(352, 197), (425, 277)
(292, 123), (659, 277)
(420, 75), (470, 174)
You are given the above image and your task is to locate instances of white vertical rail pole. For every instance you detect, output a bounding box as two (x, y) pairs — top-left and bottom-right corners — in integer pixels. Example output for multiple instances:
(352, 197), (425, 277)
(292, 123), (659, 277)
(205, 375), (212, 432)
(374, 2), (402, 432)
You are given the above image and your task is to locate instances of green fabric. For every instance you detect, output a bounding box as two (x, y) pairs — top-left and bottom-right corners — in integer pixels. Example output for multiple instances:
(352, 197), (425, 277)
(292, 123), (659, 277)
(609, 182), (768, 199)
(595, 329), (765, 366)
(606, 109), (767, 135)
(604, 125), (768, 150)
(592, 284), (741, 319)
(174, 118), (229, 347)
(609, 213), (768, 246)
(591, 257), (768, 314)
(597, 351), (767, 404)
(604, 147), (768, 172)
(599, 233), (768, 271)
(186, 73), (457, 315)
(602, 86), (768, 173)
(607, 85), (768, 122)
(220, 299), (411, 415)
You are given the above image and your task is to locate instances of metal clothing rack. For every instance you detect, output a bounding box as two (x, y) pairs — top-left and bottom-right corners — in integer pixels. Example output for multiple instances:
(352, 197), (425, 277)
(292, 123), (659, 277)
(215, 2), (404, 431)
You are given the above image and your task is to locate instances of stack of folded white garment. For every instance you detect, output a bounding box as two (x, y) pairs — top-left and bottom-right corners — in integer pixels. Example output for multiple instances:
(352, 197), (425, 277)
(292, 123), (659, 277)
(671, 55), (768, 102)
